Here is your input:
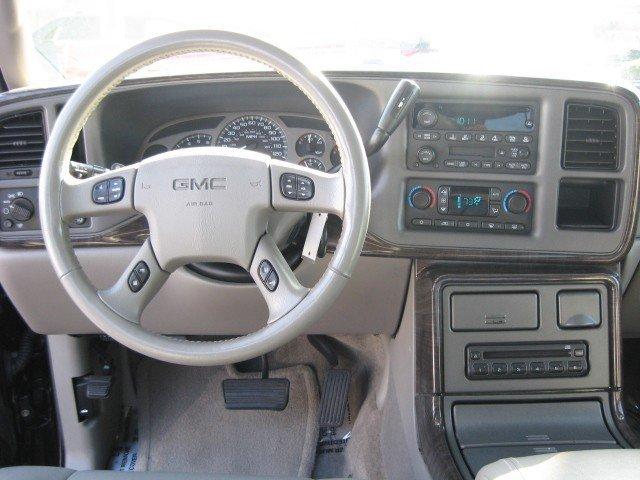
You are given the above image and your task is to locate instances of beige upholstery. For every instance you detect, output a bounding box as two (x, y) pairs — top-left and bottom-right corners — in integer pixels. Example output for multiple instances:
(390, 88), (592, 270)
(0, 467), (350, 480)
(476, 449), (640, 480)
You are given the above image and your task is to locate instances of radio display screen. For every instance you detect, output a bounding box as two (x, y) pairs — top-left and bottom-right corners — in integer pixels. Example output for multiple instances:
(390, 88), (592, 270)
(448, 186), (490, 216)
(418, 103), (534, 132)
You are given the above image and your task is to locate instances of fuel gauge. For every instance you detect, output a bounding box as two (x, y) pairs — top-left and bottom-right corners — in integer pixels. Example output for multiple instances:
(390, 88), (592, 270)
(299, 157), (326, 171)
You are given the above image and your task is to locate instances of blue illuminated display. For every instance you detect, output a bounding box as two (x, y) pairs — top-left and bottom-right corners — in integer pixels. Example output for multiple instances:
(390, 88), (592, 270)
(448, 187), (490, 215)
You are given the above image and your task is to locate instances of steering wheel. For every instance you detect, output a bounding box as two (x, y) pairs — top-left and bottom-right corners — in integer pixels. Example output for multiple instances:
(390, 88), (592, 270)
(39, 31), (370, 366)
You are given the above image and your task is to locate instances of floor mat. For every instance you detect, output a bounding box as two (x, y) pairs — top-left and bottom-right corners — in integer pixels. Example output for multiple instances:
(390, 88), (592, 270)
(135, 360), (319, 477)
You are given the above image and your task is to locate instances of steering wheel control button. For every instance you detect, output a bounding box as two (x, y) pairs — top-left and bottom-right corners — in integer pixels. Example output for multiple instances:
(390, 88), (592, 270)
(92, 177), (125, 204)
(128, 261), (150, 293)
(296, 175), (314, 200)
(108, 178), (125, 202)
(257, 260), (279, 291)
(265, 271), (279, 291)
(92, 181), (109, 204)
(279, 173), (315, 201)
(134, 261), (150, 283)
(258, 260), (273, 282)
(279, 173), (297, 199)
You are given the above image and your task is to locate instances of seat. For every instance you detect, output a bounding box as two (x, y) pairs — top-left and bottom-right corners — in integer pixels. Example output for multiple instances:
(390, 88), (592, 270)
(476, 449), (640, 480)
(0, 467), (350, 480)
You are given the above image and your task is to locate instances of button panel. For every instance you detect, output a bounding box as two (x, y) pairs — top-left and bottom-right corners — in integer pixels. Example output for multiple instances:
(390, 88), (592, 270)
(128, 261), (150, 293)
(408, 102), (538, 174)
(92, 177), (125, 204)
(466, 342), (589, 380)
(257, 260), (279, 292)
(406, 180), (533, 235)
(279, 173), (315, 201)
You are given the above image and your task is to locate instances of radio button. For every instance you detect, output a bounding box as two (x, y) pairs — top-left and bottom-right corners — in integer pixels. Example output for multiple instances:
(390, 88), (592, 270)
(444, 160), (456, 168)
(457, 160), (469, 168)
(496, 148), (507, 157)
(416, 108), (438, 128)
(492, 363), (508, 375)
(494, 161), (505, 169)
(413, 131), (440, 141)
(417, 146), (437, 164)
(511, 362), (527, 374)
(460, 133), (473, 142)
(521, 134), (533, 143)
(489, 134), (503, 142)
(530, 362), (545, 374)
(505, 134), (518, 143)
(475, 133), (488, 142)
(549, 361), (565, 373)
(472, 363), (489, 375)
(445, 132), (459, 141)
(470, 160), (481, 168)
(482, 161), (493, 169)
(518, 147), (530, 159)
(568, 361), (583, 373)
(574, 348), (585, 357)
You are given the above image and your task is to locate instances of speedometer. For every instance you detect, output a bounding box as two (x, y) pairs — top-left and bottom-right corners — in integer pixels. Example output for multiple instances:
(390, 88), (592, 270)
(216, 115), (288, 160)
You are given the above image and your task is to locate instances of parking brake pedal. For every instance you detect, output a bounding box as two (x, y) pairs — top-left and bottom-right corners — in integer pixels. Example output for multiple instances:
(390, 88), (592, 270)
(223, 355), (290, 411)
(318, 369), (350, 428)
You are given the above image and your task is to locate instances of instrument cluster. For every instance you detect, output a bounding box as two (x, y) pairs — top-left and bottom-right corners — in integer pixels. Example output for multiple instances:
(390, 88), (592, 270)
(137, 113), (341, 172)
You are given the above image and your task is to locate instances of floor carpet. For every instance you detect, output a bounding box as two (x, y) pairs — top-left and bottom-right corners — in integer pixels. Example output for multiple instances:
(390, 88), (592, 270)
(135, 361), (319, 478)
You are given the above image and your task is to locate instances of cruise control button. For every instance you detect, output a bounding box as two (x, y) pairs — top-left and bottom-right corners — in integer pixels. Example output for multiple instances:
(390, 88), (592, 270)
(128, 271), (143, 292)
(264, 270), (279, 292)
(258, 260), (273, 281)
(134, 261), (150, 283)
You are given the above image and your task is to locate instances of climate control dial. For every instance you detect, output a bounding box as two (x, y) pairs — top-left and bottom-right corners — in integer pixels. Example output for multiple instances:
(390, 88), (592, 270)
(408, 186), (434, 210)
(503, 190), (531, 214)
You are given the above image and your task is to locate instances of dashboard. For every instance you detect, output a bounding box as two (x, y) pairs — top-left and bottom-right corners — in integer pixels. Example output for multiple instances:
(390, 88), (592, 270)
(0, 73), (637, 263)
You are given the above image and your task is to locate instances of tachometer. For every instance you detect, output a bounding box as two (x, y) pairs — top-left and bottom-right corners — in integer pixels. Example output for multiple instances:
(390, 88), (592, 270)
(216, 115), (288, 159)
(173, 133), (212, 149)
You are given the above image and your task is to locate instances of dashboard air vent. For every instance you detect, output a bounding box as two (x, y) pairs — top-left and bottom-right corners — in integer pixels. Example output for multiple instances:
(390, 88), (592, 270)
(562, 103), (618, 170)
(0, 110), (46, 166)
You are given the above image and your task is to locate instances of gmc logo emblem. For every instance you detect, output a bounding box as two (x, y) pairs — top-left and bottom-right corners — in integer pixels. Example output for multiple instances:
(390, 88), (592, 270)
(172, 177), (227, 191)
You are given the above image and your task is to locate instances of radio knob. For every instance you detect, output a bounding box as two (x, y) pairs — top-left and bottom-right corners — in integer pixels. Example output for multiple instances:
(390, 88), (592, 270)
(505, 191), (530, 214)
(416, 108), (438, 128)
(8, 197), (34, 222)
(409, 187), (433, 210)
(417, 146), (437, 164)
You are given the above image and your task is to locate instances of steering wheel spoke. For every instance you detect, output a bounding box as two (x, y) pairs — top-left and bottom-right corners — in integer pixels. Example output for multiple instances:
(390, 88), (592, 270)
(269, 160), (344, 217)
(60, 165), (138, 222)
(98, 239), (169, 323)
(250, 234), (310, 323)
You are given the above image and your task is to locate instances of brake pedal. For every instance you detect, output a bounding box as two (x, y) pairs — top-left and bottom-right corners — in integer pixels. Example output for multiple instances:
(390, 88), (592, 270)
(318, 369), (350, 428)
(222, 378), (290, 411)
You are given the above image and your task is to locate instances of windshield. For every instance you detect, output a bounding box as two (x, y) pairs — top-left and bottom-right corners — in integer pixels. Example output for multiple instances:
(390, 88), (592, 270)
(16, 0), (640, 87)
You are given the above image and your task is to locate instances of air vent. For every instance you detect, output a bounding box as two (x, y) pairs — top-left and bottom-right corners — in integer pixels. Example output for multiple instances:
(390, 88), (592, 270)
(562, 103), (619, 170)
(0, 110), (45, 167)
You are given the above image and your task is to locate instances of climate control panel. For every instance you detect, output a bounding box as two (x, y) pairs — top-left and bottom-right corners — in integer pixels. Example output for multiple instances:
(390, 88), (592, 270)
(405, 179), (534, 234)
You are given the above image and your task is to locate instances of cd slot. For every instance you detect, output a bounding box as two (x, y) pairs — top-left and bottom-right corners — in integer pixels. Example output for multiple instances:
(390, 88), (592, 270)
(449, 146), (495, 158)
(483, 349), (571, 359)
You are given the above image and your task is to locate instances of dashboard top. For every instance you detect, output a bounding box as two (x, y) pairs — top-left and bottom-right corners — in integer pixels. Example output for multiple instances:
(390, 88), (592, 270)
(0, 72), (638, 263)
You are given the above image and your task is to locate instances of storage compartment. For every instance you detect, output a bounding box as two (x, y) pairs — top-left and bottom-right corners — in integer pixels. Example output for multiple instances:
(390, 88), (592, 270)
(452, 401), (618, 475)
(556, 179), (618, 230)
(450, 292), (539, 331)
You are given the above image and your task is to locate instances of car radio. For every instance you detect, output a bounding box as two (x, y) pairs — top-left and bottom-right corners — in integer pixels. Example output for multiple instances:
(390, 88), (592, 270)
(405, 179), (534, 234)
(407, 101), (538, 174)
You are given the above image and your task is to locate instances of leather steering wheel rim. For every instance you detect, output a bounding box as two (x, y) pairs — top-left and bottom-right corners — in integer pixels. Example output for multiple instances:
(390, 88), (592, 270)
(39, 30), (370, 366)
